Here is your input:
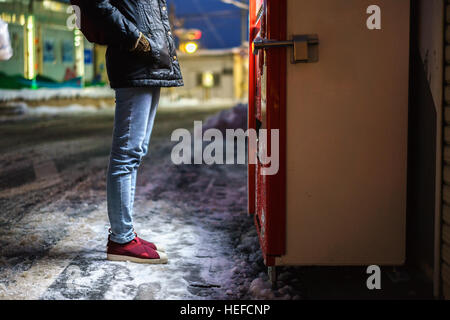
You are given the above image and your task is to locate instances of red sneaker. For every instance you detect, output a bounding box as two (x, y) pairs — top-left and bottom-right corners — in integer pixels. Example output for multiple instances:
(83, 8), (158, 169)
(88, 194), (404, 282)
(107, 237), (168, 264)
(107, 230), (165, 252)
(134, 232), (165, 252)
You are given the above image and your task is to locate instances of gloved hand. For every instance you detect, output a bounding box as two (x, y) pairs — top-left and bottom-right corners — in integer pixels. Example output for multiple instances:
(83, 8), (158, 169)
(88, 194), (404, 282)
(130, 32), (151, 55)
(130, 31), (171, 69)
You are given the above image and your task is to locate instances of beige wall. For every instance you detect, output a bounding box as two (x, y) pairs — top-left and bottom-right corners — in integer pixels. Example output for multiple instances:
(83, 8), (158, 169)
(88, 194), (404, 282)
(278, 0), (410, 266)
(171, 49), (248, 101)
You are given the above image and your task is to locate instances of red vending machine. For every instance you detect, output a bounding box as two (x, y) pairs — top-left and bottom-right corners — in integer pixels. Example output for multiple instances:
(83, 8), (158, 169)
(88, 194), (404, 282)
(248, 0), (410, 279)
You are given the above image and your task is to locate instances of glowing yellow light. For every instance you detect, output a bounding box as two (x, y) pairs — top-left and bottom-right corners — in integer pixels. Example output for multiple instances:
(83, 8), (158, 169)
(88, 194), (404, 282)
(184, 42), (198, 54)
(74, 29), (85, 82)
(25, 15), (35, 80)
(74, 30), (82, 47)
(19, 14), (25, 26)
(2, 13), (11, 23)
(43, 0), (64, 12)
(202, 72), (214, 88)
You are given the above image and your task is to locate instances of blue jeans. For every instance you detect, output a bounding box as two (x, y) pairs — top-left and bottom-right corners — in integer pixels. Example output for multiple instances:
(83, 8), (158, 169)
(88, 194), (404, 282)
(107, 87), (160, 244)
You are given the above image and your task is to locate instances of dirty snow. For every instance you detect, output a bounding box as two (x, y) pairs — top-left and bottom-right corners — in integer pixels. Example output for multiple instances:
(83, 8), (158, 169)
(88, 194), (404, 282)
(159, 97), (243, 109)
(202, 103), (247, 134)
(0, 87), (244, 111)
(0, 104), (302, 300)
(0, 87), (115, 102)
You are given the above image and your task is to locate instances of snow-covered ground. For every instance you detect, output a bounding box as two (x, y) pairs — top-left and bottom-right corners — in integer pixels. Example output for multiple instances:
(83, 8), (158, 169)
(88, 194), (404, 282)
(0, 87), (243, 111)
(0, 104), (302, 300)
(0, 102), (433, 300)
(0, 87), (115, 102)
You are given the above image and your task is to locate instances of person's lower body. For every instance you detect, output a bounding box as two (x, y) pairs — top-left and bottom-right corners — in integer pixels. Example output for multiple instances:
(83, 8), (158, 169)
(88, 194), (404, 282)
(106, 86), (167, 264)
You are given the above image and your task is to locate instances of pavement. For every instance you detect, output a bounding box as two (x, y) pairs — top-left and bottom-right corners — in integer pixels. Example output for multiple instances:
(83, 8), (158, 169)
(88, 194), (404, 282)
(0, 102), (434, 300)
(0, 105), (269, 300)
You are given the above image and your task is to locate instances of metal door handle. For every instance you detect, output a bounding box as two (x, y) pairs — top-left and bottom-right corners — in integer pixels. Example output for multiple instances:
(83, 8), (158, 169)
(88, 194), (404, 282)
(253, 38), (296, 51)
(252, 34), (319, 63)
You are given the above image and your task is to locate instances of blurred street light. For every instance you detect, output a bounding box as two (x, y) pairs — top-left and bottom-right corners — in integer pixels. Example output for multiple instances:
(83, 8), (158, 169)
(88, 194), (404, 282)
(202, 72), (214, 88)
(176, 28), (202, 54)
(174, 28), (202, 41)
(184, 42), (198, 54)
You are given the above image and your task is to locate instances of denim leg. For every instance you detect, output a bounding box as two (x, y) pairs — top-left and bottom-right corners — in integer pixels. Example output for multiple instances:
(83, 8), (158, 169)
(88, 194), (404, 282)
(142, 88), (160, 156)
(107, 87), (160, 244)
(128, 88), (160, 216)
(129, 169), (138, 217)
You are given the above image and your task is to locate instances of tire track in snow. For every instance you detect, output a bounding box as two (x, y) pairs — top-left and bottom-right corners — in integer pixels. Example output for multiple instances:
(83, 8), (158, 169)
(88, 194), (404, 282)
(0, 204), (107, 299)
(0, 166), (110, 299)
(0, 155), (61, 199)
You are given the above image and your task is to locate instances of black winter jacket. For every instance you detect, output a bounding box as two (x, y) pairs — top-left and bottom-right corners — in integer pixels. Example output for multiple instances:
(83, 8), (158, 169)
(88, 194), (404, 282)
(89, 0), (183, 88)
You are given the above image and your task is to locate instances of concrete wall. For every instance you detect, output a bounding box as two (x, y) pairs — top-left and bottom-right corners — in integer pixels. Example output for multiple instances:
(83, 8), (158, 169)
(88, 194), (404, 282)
(175, 50), (236, 101)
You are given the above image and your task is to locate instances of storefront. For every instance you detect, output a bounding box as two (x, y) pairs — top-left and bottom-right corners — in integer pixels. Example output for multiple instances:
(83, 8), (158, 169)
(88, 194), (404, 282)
(0, 0), (97, 87)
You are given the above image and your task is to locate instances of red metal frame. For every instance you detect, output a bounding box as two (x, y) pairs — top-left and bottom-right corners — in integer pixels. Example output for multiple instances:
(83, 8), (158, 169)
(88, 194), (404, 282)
(248, 0), (258, 215)
(249, 0), (287, 266)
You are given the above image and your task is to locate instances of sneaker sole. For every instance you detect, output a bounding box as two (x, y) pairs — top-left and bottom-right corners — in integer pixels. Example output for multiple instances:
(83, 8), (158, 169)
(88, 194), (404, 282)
(106, 251), (168, 264)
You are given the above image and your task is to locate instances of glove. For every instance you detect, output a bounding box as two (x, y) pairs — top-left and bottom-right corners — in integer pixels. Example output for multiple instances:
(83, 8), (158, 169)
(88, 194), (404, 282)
(130, 32), (151, 55)
(130, 31), (171, 69)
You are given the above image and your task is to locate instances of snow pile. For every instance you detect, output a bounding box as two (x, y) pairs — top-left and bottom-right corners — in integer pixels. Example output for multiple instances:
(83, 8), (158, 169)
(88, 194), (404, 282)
(247, 273), (301, 300)
(158, 96), (242, 109)
(249, 278), (276, 299)
(227, 225), (301, 300)
(25, 104), (111, 115)
(0, 102), (114, 121)
(20, 105), (94, 115)
(0, 106), (304, 300)
(202, 103), (247, 134)
(0, 87), (115, 102)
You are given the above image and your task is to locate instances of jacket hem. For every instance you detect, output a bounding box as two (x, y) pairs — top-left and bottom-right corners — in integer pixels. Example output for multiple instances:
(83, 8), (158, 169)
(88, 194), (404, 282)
(109, 79), (184, 88)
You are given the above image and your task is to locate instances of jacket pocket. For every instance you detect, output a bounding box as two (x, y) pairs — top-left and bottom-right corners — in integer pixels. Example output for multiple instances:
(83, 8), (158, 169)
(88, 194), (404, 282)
(138, 3), (171, 70)
(146, 30), (171, 70)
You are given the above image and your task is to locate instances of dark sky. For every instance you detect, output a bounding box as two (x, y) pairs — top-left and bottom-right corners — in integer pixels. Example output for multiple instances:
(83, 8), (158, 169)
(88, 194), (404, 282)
(61, 0), (248, 49)
(167, 0), (248, 49)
